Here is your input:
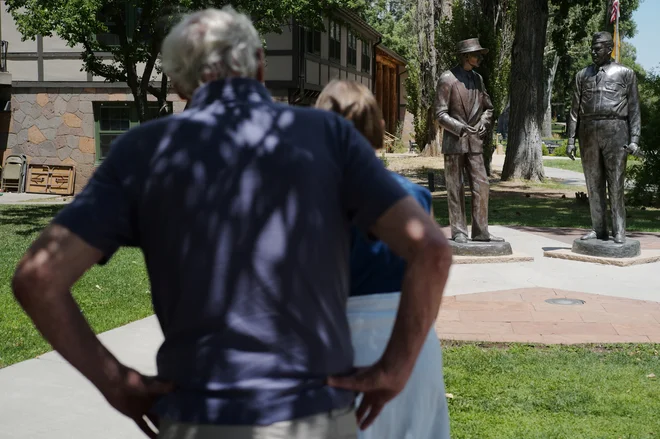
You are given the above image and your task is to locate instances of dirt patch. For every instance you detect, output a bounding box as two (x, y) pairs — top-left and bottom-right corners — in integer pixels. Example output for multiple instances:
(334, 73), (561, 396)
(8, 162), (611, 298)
(386, 154), (581, 198)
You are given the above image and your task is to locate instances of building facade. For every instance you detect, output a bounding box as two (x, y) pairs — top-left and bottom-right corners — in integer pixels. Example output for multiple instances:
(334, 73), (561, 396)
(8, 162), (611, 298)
(0, 4), (407, 193)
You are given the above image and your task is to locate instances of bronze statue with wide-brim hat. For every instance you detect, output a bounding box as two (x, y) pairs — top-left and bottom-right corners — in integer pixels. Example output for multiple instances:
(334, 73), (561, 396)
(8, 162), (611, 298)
(433, 38), (510, 255)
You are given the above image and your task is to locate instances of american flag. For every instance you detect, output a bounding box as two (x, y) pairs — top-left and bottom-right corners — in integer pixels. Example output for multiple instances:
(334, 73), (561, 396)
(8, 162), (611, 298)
(610, 0), (619, 24)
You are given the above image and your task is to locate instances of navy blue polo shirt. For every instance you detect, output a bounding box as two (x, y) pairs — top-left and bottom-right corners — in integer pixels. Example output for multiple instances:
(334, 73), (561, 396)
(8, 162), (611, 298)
(52, 78), (407, 426)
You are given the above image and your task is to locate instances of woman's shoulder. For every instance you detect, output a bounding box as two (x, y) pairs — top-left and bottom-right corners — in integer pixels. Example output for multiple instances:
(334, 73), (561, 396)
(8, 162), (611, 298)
(390, 172), (432, 212)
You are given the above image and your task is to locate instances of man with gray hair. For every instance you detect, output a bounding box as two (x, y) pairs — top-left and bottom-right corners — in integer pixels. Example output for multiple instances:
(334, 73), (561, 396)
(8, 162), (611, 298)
(12, 7), (452, 439)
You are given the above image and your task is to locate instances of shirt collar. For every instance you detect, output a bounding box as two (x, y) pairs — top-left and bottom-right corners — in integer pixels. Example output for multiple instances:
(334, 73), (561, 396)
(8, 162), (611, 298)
(188, 78), (272, 109)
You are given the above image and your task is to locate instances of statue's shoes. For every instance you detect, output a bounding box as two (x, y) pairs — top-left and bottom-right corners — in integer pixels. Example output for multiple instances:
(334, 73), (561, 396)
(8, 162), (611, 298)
(453, 234), (469, 244)
(581, 231), (598, 240)
(613, 233), (626, 244)
(473, 234), (505, 242)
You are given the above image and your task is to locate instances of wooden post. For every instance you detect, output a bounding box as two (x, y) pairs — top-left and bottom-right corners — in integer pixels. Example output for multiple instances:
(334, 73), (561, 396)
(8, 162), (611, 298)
(376, 62), (384, 111)
(428, 172), (435, 192)
(390, 66), (397, 133)
(382, 65), (390, 131)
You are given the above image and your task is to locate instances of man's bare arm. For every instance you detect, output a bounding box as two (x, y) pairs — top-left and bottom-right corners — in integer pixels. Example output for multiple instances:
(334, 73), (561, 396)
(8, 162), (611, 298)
(369, 195), (451, 379)
(12, 224), (172, 437)
(328, 195), (451, 429)
(12, 225), (123, 388)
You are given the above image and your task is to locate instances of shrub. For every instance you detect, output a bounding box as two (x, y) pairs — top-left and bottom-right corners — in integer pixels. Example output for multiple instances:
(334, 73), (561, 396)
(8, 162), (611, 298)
(552, 140), (580, 158)
(628, 71), (660, 206)
(541, 143), (549, 156)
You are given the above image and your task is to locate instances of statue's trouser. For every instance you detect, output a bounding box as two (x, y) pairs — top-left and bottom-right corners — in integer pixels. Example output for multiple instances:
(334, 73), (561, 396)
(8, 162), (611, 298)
(444, 153), (490, 240)
(578, 119), (629, 239)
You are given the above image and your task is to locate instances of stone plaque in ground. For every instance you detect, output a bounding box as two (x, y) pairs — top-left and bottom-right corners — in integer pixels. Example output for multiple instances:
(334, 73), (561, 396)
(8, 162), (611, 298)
(572, 238), (641, 258)
(449, 240), (513, 257)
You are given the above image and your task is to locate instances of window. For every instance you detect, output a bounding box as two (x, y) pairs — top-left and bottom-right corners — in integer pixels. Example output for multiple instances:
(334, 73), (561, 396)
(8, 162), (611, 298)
(96, 4), (140, 47)
(347, 30), (357, 68)
(305, 27), (321, 55)
(94, 101), (172, 162)
(328, 21), (341, 62)
(361, 40), (372, 73)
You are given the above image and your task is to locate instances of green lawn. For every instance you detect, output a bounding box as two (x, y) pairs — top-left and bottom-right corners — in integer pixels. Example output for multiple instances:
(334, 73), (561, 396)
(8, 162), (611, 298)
(543, 159), (585, 173)
(444, 342), (660, 438)
(0, 205), (152, 368)
(544, 158), (641, 174)
(433, 192), (660, 232)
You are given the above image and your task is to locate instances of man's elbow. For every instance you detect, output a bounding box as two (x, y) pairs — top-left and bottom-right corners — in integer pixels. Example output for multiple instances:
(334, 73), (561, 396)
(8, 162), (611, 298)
(422, 236), (453, 274)
(12, 257), (55, 306)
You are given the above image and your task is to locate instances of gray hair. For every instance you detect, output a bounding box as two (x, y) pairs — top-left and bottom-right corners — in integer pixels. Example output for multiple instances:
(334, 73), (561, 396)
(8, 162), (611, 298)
(161, 7), (262, 98)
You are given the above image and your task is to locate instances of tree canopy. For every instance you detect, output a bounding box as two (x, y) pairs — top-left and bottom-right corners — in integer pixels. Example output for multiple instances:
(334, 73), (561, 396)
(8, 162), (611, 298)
(6, 0), (344, 121)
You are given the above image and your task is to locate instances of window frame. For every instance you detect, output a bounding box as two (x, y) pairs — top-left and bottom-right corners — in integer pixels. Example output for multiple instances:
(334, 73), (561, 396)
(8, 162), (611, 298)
(347, 29), (357, 68)
(304, 27), (321, 56)
(95, 4), (139, 48)
(361, 39), (372, 73)
(94, 101), (172, 164)
(328, 20), (341, 63)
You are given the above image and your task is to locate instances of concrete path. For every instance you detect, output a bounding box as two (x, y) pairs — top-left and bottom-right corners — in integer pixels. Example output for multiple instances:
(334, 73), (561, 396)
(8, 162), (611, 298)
(490, 153), (586, 186)
(1, 225), (660, 438)
(0, 318), (163, 439)
(0, 192), (71, 204)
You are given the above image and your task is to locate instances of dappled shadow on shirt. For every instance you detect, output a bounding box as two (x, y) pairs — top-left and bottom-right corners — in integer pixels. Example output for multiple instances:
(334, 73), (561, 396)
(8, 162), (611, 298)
(70, 78), (354, 423)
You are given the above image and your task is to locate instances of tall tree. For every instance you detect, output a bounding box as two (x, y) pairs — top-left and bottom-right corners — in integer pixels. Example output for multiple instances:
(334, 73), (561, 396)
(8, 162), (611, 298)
(501, 0), (548, 181)
(436, 0), (515, 172)
(416, 0), (440, 155)
(6, 0), (343, 122)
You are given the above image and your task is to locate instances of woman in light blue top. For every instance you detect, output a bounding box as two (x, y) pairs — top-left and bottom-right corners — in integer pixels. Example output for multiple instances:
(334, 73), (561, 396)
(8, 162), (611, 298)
(316, 80), (451, 439)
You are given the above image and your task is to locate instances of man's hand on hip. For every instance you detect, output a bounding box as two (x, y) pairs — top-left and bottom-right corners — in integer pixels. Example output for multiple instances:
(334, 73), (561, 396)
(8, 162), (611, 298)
(328, 362), (406, 430)
(102, 367), (175, 438)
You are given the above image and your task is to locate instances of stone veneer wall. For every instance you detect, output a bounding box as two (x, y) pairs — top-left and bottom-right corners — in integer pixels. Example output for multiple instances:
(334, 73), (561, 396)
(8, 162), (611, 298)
(6, 87), (187, 193)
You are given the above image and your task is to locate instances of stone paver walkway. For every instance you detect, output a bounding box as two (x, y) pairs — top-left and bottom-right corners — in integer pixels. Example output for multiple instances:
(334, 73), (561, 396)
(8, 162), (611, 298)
(435, 287), (660, 344)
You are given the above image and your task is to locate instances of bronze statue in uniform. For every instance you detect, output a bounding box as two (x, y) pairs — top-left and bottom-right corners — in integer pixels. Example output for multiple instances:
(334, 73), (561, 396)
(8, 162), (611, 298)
(567, 31), (642, 244)
(434, 38), (503, 244)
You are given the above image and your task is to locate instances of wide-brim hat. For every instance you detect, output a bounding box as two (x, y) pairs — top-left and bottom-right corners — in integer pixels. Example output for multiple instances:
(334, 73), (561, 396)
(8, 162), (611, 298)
(456, 38), (489, 55)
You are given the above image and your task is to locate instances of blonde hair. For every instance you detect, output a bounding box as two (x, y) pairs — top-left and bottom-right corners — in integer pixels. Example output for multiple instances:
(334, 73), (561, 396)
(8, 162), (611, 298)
(315, 80), (384, 150)
(161, 7), (262, 98)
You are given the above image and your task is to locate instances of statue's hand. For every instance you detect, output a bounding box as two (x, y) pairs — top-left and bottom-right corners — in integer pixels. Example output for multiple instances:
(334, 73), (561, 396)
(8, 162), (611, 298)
(566, 143), (577, 161)
(461, 124), (477, 137)
(477, 123), (487, 139)
(625, 143), (643, 158)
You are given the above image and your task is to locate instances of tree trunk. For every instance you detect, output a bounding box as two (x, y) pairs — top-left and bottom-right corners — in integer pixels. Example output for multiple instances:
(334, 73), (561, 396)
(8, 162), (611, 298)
(422, 114), (442, 156)
(417, 0), (440, 155)
(541, 53), (559, 138)
(501, 0), (548, 181)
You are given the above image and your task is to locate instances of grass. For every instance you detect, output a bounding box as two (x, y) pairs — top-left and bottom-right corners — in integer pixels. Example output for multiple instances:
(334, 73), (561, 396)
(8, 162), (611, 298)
(433, 191), (660, 232)
(544, 158), (641, 174)
(0, 205), (152, 368)
(444, 342), (660, 438)
(543, 159), (586, 173)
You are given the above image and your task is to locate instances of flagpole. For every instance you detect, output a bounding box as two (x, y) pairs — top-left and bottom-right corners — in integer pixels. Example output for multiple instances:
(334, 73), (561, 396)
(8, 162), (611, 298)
(615, 0), (620, 63)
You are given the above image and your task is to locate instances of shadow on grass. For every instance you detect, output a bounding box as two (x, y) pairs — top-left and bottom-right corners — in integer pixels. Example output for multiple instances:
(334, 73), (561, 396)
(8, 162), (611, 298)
(0, 205), (65, 237)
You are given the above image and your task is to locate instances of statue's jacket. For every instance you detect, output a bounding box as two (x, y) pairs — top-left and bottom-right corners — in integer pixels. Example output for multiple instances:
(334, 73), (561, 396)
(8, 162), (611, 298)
(434, 65), (494, 155)
(567, 62), (641, 146)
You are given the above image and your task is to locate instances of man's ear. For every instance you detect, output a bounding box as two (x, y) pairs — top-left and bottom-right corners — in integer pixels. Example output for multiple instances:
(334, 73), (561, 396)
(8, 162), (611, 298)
(256, 49), (265, 83)
(173, 82), (189, 101)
